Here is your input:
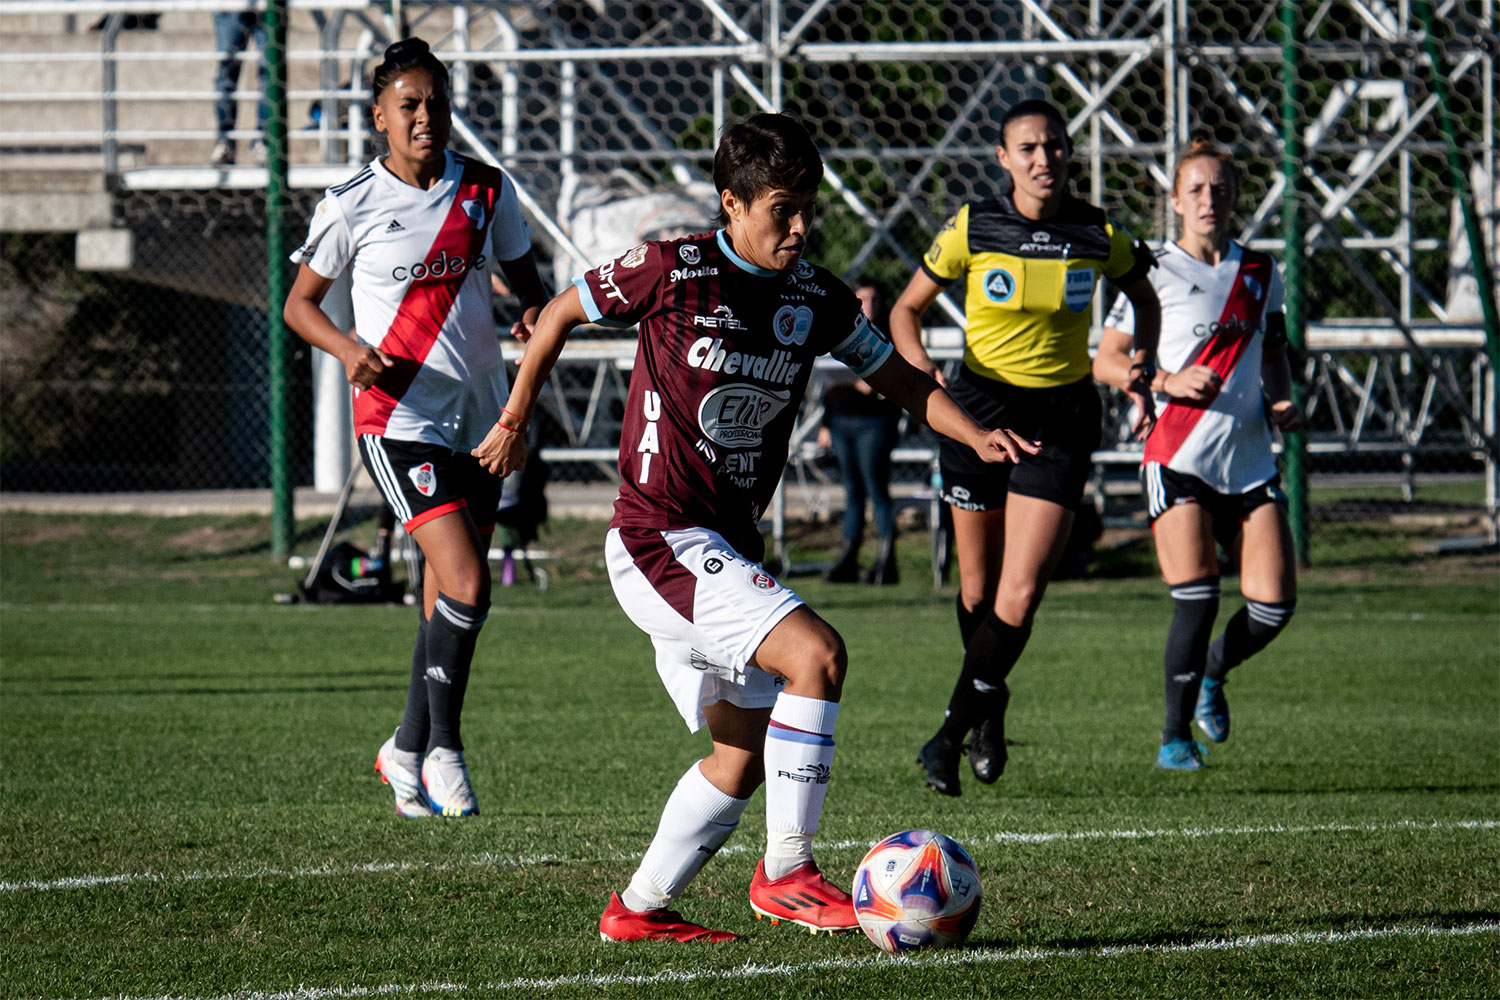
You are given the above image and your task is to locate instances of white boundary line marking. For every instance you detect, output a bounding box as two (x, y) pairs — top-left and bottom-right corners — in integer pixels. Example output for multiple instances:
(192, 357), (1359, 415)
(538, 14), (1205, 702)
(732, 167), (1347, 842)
(77, 920), (1500, 1000)
(1, 603), (1495, 624)
(5, 818), (1494, 895)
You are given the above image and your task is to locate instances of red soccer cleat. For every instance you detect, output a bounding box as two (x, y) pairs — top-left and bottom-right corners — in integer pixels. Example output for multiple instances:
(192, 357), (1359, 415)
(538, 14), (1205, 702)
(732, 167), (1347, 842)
(598, 892), (740, 943)
(748, 860), (859, 935)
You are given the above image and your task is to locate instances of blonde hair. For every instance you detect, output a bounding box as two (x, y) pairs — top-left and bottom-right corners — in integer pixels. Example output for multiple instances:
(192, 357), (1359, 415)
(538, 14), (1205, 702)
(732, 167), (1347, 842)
(1173, 139), (1239, 197)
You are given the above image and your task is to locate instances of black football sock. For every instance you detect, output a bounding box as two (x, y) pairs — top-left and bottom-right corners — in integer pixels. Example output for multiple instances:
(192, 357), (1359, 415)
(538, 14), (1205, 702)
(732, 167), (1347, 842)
(1161, 577), (1220, 743)
(424, 593), (489, 752)
(956, 594), (987, 649)
(937, 612), (1031, 743)
(395, 610), (429, 753)
(1205, 599), (1296, 682)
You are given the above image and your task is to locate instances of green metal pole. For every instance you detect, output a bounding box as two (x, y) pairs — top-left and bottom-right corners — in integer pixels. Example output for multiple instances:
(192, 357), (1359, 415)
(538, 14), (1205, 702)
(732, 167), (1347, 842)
(1414, 0), (1499, 373)
(265, 0), (293, 560)
(1281, 0), (1310, 567)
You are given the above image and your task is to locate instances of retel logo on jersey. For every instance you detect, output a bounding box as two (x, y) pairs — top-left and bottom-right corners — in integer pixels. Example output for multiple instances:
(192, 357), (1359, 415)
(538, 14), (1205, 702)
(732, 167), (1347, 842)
(408, 462), (436, 497)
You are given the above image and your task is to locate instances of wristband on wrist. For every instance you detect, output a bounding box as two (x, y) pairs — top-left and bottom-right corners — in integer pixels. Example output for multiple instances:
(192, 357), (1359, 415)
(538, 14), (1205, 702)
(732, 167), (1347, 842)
(496, 420), (523, 434)
(500, 406), (526, 423)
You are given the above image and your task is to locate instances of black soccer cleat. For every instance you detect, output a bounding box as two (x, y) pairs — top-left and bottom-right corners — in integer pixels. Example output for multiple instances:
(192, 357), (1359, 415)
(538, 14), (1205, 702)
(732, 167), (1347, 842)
(917, 734), (962, 797)
(970, 684), (1009, 784)
(969, 717), (1007, 784)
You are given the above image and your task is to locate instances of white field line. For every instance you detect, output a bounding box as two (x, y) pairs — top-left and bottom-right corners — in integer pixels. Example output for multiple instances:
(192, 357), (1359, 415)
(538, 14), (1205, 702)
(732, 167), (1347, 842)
(0, 603), (1494, 624)
(77, 919), (1500, 1000)
(5, 818), (1494, 895)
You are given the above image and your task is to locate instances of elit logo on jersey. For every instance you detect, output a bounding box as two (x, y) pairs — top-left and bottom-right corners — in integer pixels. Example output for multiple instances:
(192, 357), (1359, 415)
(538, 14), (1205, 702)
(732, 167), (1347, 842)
(772, 304), (814, 346)
(983, 268), (1016, 303)
(697, 384), (792, 448)
(409, 462), (437, 497)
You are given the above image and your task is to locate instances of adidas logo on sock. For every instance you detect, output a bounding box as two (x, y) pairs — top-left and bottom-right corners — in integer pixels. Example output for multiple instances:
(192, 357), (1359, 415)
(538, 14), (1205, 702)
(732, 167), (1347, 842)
(385, 219), (405, 233)
(1188, 284), (1204, 295)
(425, 665), (452, 684)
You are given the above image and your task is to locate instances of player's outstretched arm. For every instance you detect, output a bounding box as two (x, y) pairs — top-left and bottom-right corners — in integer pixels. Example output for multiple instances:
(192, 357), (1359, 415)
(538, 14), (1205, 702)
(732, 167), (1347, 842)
(862, 351), (1039, 464)
(282, 263), (391, 389)
(471, 285), (588, 476)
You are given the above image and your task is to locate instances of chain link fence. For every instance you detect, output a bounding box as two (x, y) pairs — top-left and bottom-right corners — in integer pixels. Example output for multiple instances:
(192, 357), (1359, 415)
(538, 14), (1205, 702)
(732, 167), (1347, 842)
(1, 0), (1495, 563)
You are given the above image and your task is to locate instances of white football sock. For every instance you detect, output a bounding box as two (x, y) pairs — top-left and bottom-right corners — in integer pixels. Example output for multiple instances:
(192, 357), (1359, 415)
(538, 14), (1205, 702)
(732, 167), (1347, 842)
(622, 761), (748, 912)
(762, 693), (839, 880)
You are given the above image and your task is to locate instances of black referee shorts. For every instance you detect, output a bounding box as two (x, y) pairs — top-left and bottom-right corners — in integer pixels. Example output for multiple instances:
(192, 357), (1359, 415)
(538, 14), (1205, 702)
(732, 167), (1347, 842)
(938, 367), (1102, 511)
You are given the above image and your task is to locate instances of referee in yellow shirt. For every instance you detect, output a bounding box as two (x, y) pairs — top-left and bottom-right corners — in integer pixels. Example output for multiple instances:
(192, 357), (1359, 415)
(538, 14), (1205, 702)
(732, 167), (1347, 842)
(890, 99), (1162, 797)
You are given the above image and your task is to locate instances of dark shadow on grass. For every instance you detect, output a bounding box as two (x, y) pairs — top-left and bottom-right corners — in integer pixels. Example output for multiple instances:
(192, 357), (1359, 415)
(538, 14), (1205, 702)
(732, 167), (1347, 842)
(1228, 782), (1500, 797)
(43, 669), (394, 683)
(21, 683), (399, 698)
(962, 907), (1500, 952)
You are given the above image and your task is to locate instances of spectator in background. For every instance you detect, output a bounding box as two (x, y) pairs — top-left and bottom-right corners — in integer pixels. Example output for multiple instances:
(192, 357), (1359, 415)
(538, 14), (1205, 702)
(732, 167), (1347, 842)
(211, 9), (268, 165)
(818, 278), (902, 585)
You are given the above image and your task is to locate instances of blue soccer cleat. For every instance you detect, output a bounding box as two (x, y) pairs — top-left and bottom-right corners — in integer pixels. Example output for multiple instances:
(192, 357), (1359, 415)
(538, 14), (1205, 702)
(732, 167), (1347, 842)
(1156, 739), (1208, 771)
(1195, 677), (1230, 743)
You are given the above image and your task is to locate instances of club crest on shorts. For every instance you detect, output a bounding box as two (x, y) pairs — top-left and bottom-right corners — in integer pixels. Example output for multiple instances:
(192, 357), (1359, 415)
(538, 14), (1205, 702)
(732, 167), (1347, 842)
(409, 461), (437, 497)
(748, 568), (779, 593)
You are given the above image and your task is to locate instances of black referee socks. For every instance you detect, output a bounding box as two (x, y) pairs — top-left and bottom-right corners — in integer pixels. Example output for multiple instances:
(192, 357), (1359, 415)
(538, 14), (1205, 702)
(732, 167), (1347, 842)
(938, 611), (1031, 743)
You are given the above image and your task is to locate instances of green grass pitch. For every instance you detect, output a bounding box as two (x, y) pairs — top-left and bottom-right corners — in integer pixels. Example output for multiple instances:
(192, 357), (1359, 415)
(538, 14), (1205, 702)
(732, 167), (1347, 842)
(1, 511), (1496, 998)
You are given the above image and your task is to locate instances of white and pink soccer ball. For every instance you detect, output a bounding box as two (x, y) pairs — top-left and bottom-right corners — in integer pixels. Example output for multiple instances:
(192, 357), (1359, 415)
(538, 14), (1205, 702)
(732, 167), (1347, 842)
(851, 829), (982, 954)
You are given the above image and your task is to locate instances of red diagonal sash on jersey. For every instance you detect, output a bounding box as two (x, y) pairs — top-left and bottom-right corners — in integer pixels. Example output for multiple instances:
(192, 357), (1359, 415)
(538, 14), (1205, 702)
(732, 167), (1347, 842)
(1143, 249), (1275, 468)
(355, 164), (498, 436)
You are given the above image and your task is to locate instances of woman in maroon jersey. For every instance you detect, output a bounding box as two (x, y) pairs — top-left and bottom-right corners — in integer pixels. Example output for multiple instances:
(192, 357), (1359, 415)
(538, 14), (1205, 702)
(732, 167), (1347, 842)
(474, 113), (1036, 943)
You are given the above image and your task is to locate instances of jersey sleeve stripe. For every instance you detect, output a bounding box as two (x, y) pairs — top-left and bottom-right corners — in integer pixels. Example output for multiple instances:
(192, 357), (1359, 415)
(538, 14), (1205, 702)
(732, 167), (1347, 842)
(920, 261), (955, 286)
(573, 275), (605, 322)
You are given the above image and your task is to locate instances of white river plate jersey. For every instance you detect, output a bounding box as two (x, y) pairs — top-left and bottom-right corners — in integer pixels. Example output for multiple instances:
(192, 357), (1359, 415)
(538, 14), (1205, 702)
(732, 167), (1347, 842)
(292, 150), (531, 451)
(1107, 240), (1284, 495)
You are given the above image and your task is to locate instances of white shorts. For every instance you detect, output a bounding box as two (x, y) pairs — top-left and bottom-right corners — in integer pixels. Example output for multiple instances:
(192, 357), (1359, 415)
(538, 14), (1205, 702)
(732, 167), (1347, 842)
(605, 525), (804, 733)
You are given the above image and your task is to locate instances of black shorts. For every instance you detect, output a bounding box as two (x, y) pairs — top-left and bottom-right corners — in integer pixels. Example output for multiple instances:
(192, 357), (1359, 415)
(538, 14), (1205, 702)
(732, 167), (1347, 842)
(359, 435), (504, 533)
(938, 367), (1102, 511)
(1142, 462), (1286, 551)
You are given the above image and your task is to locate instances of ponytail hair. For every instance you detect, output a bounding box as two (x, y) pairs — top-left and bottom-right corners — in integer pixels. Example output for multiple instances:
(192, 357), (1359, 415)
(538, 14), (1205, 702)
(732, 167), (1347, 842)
(371, 37), (449, 104)
(1173, 138), (1239, 197)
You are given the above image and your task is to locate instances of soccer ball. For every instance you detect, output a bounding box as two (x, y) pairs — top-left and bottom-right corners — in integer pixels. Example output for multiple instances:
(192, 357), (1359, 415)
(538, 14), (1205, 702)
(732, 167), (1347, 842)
(851, 829), (982, 954)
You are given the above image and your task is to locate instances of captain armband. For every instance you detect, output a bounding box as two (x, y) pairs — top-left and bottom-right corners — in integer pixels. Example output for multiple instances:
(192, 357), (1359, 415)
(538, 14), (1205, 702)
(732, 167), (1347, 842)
(830, 314), (894, 378)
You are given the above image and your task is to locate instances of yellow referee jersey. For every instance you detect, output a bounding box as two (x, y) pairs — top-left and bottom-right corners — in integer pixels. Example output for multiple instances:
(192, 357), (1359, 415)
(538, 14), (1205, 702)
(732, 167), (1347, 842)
(922, 194), (1148, 387)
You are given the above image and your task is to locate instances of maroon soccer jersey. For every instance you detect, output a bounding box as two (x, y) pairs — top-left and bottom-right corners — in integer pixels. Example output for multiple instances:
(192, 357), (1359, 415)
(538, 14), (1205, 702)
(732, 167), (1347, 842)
(575, 230), (893, 560)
